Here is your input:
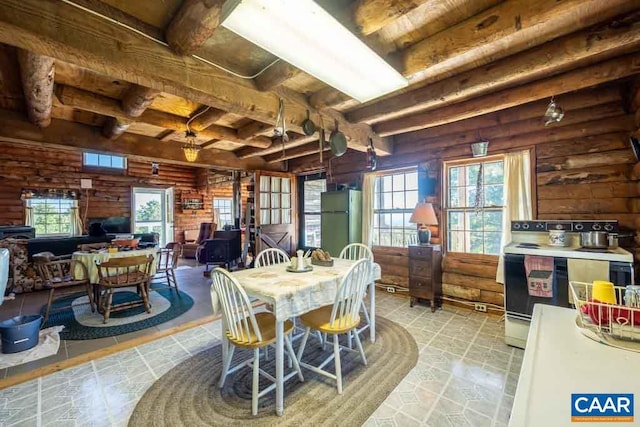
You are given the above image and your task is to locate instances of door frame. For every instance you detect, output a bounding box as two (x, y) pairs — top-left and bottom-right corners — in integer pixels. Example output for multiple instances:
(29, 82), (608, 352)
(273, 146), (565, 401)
(131, 186), (174, 247)
(254, 170), (298, 255)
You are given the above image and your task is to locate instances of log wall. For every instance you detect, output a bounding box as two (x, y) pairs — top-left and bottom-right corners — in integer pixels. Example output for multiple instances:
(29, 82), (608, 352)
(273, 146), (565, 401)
(290, 84), (639, 307)
(0, 141), (244, 243)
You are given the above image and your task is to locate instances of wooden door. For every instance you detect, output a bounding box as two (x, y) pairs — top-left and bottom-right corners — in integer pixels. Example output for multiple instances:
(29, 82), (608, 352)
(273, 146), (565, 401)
(255, 171), (297, 255)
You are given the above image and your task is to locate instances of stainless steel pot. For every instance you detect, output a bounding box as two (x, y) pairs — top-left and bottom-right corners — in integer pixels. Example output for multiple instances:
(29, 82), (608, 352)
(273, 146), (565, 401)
(580, 231), (609, 249)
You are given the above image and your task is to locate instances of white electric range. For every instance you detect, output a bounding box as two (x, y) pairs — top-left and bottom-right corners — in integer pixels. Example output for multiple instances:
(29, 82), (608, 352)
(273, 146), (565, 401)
(503, 220), (634, 349)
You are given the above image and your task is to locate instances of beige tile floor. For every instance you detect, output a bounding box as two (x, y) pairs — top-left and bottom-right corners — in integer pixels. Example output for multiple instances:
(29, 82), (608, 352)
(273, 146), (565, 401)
(0, 292), (522, 426)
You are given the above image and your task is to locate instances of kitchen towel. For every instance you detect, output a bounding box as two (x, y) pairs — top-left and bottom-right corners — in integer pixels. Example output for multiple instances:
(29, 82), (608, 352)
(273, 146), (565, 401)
(567, 258), (609, 305)
(524, 255), (554, 298)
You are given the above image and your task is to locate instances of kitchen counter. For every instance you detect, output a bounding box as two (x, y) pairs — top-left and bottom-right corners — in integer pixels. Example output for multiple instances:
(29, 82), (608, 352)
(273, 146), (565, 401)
(510, 304), (640, 426)
(504, 242), (633, 262)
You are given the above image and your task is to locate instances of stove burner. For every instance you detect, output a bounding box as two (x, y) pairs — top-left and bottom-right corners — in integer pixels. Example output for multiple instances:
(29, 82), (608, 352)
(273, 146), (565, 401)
(516, 243), (539, 248)
(575, 247), (612, 253)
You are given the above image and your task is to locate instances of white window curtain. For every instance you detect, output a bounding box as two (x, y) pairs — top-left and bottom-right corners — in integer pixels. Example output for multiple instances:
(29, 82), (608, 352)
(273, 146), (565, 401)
(70, 200), (83, 236)
(496, 150), (533, 284)
(361, 172), (376, 247)
(24, 202), (34, 227)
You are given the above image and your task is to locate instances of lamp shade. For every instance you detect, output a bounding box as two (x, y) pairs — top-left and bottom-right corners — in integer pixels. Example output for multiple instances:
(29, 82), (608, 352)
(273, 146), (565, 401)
(409, 203), (438, 225)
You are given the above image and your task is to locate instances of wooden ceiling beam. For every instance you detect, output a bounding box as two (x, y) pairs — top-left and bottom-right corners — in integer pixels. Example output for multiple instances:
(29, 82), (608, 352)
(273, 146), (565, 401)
(395, 102), (626, 155)
(102, 117), (131, 140)
(263, 141), (330, 163)
(402, 0), (638, 80)
(0, 108), (281, 170)
(348, 13), (640, 124)
(16, 49), (54, 127)
(375, 52), (640, 136)
(121, 85), (161, 118)
(394, 85), (622, 145)
(237, 120), (274, 140)
(55, 85), (272, 149)
(188, 107), (227, 131)
(353, 0), (430, 36)
(311, 0), (639, 111)
(165, 0), (225, 56)
(235, 135), (317, 159)
(254, 61), (301, 92)
(0, 0), (390, 154)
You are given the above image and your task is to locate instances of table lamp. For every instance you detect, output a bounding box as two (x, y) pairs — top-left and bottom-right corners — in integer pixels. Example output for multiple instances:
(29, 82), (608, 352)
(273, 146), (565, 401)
(409, 203), (438, 245)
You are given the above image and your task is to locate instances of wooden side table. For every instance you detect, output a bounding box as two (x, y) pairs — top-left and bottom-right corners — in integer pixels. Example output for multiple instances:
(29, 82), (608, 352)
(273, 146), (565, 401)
(408, 244), (442, 312)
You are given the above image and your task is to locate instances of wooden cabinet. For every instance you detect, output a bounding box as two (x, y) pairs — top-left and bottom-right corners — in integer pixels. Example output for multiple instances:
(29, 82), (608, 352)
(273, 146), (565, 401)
(408, 244), (442, 312)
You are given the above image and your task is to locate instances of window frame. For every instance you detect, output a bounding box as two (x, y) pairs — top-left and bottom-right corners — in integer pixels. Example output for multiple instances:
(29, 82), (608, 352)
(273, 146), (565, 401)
(297, 173), (326, 250)
(372, 167), (419, 248)
(443, 155), (505, 256)
(29, 198), (75, 237)
(213, 197), (233, 230)
(82, 152), (127, 172)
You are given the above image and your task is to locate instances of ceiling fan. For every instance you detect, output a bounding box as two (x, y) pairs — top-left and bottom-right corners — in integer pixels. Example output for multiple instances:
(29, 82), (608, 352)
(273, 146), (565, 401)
(543, 97), (564, 126)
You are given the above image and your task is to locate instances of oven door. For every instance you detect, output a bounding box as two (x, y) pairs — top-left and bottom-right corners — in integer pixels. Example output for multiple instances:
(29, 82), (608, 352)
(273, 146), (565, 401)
(504, 253), (569, 320)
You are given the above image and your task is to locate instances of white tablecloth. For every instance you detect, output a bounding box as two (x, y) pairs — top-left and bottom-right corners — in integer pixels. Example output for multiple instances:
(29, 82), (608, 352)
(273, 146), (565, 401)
(219, 258), (381, 321)
(72, 248), (158, 284)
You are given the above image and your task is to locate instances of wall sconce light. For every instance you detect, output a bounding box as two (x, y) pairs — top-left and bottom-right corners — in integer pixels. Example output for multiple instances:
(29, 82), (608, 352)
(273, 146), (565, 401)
(151, 163), (159, 175)
(471, 141), (489, 157)
(544, 97), (564, 126)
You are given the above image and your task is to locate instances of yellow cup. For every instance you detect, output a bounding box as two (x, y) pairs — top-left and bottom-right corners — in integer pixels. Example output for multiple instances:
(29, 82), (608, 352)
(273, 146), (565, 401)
(108, 247), (118, 254)
(592, 280), (616, 304)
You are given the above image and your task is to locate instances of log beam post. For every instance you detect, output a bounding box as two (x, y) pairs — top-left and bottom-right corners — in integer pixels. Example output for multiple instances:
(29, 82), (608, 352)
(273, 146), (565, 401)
(121, 85), (161, 117)
(16, 49), (54, 127)
(165, 0), (225, 55)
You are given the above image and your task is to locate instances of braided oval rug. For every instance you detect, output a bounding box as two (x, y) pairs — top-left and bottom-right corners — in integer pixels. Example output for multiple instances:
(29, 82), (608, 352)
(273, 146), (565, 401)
(129, 316), (418, 426)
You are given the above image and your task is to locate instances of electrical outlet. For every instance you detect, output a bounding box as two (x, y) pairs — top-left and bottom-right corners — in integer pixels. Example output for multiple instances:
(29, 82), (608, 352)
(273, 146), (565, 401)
(386, 287), (396, 293)
(474, 303), (487, 312)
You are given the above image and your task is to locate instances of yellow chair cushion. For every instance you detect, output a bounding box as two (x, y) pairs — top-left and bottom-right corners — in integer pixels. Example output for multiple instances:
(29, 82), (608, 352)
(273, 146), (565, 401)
(227, 312), (294, 349)
(299, 305), (360, 334)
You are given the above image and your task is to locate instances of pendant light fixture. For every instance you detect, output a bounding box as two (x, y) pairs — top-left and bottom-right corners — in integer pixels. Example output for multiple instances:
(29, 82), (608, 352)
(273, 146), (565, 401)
(182, 107), (211, 162)
(182, 130), (201, 162)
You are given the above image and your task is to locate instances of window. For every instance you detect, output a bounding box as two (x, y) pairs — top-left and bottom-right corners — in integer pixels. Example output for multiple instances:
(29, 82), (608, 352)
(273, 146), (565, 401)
(373, 170), (418, 247)
(301, 177), (326, 247)
(83, 152), (126, 169)
(445, 157), (504, 255)
(213, 198), (233, 230)
(29, 199), (74, 236)
(259, 175), (291, 225)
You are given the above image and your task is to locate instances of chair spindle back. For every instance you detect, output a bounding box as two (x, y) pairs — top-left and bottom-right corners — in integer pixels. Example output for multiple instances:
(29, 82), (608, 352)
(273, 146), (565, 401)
(254, 248), (290, 268)
(211, 268), (262, 343)
(96, 255), (153, 286)
(339, 243), (373, 262)
(330, 258), (371, 330)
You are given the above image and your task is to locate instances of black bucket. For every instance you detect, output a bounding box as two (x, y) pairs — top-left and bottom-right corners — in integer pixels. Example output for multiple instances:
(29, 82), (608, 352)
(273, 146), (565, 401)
(0, 315), (43, 354)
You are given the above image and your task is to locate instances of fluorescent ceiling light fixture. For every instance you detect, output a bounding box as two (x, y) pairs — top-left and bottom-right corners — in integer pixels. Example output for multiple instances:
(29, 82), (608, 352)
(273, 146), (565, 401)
(221, 0), (408, 103)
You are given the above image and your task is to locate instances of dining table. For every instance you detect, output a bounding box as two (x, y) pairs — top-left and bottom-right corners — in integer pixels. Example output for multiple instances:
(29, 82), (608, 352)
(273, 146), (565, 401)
(71, 247), (158, 284)
(212, 257), (381, 416)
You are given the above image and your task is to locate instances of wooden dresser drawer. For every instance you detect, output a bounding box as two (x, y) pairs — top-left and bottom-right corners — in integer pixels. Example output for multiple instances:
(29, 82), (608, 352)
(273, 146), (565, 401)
(409, 245), (432, 259)
(409, 261), (432, 278)
(409, 278), (433, 295)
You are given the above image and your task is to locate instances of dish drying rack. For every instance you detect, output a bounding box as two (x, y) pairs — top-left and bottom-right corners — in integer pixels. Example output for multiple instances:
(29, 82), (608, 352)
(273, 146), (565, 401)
(570, 281), (640, 352)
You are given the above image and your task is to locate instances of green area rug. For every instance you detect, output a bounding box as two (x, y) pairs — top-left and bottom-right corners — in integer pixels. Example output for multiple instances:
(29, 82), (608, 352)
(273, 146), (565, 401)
(129, 316), (418, 426)
(41, 283), (194, 340)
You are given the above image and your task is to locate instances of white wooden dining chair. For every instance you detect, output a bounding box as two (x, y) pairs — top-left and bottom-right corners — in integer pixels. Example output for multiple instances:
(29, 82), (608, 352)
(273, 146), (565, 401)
(339, 243), (374, 342)
(296, 258), (370, 394)
(254, 247), (290, 268)
(211, 268), (304, 415)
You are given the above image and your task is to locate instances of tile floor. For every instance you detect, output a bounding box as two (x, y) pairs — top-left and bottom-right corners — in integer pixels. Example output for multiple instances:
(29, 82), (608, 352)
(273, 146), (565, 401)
(0, 262), (214, 379)
(0, 291), (522, 426)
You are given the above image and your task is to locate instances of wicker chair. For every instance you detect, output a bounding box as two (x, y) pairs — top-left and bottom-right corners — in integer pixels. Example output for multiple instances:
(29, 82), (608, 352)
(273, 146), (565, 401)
(33, 252), (94, 323)
(96, 254), (154, 323)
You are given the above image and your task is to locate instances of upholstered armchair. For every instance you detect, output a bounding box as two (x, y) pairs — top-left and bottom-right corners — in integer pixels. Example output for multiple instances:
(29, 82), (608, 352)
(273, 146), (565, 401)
(181, 223), (215, 259)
